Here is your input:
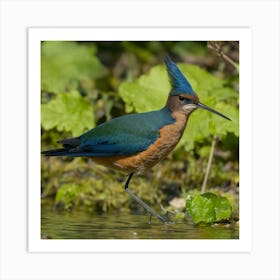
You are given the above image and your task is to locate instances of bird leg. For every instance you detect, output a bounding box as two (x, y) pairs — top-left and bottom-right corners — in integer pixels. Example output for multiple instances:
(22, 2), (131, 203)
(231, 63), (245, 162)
(124, 173), (167, 223)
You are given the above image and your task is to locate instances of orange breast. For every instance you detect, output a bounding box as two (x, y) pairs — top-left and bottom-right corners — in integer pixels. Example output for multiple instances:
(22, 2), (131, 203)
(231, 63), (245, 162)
(92, 111), (188, 174)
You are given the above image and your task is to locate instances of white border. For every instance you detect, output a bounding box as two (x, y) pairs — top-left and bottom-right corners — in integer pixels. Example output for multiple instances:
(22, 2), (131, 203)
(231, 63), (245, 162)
(1, 1), (279, 279)
(28, 27), (252, 253)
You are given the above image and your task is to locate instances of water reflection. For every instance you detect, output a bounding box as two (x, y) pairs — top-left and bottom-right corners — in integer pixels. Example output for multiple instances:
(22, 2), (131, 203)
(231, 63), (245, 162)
(41, 203), (239, 239)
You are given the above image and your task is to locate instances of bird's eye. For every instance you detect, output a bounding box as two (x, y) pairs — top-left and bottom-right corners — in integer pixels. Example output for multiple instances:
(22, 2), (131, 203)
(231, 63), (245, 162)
(178, 95), (185, 101)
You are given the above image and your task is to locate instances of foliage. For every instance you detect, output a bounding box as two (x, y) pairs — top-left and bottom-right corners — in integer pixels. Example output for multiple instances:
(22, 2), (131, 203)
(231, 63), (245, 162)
(41, 41), (107, 94)
(42, 157), (164, 213)
(40, 41), (239, 219)
(185, 192), (232, 223)
(119, 65), (169, 112)
(119, 64), (239, 151)
(41, 90), (95, 136)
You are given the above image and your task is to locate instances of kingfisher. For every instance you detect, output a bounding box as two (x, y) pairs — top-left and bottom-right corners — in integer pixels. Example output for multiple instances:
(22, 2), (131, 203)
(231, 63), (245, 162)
(42, 56), (230, 223)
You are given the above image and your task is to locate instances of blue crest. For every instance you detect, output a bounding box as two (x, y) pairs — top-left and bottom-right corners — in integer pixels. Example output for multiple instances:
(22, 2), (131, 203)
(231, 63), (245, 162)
(164, 56), (194, 95)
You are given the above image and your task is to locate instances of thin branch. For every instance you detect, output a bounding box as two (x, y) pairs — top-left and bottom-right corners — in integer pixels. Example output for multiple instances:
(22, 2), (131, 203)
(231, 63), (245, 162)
(207, 42), (239, 72)
(201, 135), (218, 194)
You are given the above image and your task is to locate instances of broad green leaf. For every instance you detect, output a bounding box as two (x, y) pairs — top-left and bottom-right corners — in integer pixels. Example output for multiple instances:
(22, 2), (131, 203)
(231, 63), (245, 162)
(41, 90), (94, 136)
(41, 41), (107, 93)
(185, 192), (232, 224)
(214, 87), (238, 103)
(119, 65), (169, 112)
(179, 64), (225, 94)
(208, 102), (239, 136)
(214, 196), (232, 221)
(188, 193), (217, 223)
(118, 63), (239, 150)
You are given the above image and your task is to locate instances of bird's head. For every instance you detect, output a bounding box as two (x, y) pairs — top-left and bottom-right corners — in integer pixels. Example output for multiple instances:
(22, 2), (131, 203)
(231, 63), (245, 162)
(164, 56), (230, 120)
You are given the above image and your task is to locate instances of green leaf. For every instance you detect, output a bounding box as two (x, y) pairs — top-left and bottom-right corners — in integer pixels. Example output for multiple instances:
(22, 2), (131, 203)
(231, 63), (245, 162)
(185, 192), (232, 224)
(118, 63), (239, 151)
(41, 41), (107, 93)
(41, 90), (95, 136)
(214, 196), (233, 221)
(188, 193), (217, 223)
(119, 65), (169, 112)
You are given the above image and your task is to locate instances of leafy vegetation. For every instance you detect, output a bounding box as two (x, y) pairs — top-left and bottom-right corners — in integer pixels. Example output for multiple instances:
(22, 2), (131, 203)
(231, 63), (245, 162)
(185, 192), (232, 223)
(41, 41), (239, 225)
(119, 63), (238, 151)
(41, 90), (95, 136)
(41, 41), (107, 93)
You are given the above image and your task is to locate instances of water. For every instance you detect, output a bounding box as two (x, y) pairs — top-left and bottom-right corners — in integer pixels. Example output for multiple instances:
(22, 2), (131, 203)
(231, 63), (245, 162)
(41, 203), (239, 239)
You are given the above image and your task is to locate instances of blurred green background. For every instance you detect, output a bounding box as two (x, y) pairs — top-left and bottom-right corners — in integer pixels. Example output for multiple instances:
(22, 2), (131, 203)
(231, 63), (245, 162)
(41, 41), (239, 220)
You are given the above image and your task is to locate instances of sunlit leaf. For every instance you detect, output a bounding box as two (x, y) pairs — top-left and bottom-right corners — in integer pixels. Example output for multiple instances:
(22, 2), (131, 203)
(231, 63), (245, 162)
(41, 90), (94, 136)
(41, 41), (107, 93)
(185, 192), (232, 224)
(119, 65), (169, 112)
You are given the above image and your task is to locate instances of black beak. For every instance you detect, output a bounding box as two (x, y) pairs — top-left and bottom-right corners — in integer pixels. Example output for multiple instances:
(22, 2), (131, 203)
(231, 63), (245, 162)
(197, 102), (231, 121)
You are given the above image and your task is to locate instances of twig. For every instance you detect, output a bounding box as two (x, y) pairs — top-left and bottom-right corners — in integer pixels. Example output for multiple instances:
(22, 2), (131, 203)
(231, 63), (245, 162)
(207, 42), (239, 72)
(201, 135), (218, 193)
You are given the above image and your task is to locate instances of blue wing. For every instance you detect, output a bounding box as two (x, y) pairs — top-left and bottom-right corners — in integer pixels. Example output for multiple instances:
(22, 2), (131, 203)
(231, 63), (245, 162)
(79, 107), (175, 156)
(42, 107), (175, 157)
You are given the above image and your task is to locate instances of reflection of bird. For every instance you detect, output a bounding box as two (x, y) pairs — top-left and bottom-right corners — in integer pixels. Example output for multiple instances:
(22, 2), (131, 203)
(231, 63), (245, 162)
(42, 56), (230, 223)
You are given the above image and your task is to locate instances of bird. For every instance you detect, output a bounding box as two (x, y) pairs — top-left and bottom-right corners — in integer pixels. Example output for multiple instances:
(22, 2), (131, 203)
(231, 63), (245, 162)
(42, 56), (231, 223)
